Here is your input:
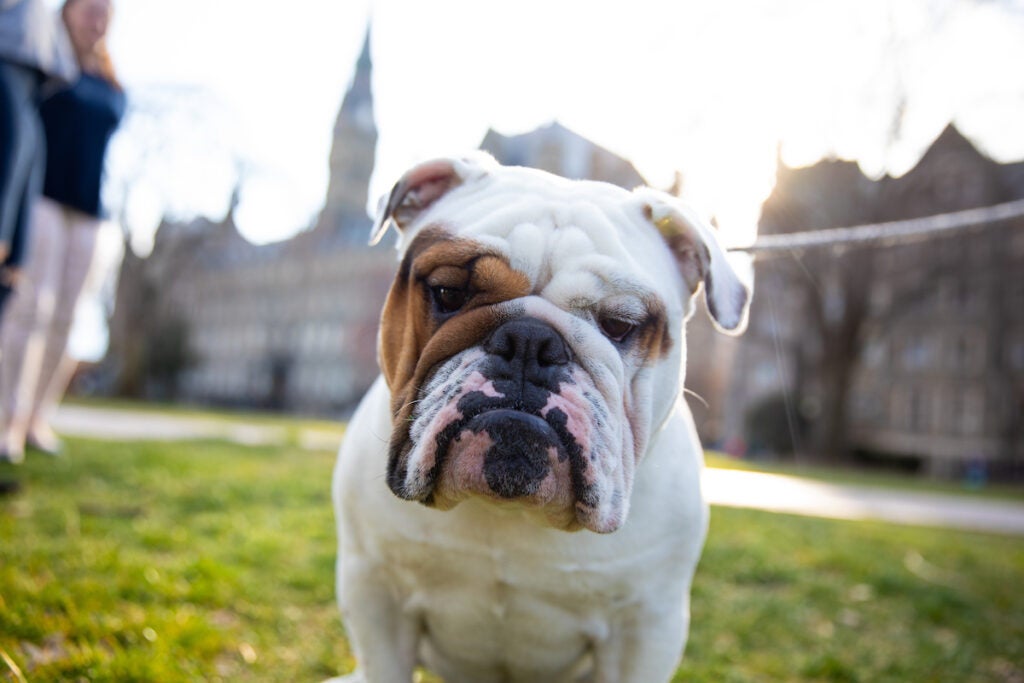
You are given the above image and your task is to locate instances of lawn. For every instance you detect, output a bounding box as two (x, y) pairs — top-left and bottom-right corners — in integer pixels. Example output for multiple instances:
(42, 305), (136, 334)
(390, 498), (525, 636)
(2, 433), (1022, 682)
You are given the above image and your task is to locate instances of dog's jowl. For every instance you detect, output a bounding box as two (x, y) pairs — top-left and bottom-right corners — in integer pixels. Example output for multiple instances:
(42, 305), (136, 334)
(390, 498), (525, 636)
(330, 153), (750, 683)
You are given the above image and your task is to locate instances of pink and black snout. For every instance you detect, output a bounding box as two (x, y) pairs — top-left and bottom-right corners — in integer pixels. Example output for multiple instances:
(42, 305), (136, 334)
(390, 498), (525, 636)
(387, 312), (606, 528)
(413, 317), (594, 505)
(473, 318), (574, 498)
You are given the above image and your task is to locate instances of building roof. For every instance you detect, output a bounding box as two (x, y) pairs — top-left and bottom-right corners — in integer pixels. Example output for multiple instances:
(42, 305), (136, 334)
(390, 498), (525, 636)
(480, 121), (647, 189)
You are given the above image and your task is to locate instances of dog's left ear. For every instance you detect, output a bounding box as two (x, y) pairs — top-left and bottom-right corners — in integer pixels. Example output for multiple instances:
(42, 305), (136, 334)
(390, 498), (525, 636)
(370, 153), (497, 246)
(636, 189), (752, 334)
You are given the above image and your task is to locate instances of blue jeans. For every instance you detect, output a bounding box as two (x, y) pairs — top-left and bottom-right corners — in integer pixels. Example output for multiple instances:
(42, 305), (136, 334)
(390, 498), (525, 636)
(0, 60), (44, 312)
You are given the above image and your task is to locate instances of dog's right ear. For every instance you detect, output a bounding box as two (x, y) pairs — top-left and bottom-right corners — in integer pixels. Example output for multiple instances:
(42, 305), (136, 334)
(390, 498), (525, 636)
(370, 153), (497, 246)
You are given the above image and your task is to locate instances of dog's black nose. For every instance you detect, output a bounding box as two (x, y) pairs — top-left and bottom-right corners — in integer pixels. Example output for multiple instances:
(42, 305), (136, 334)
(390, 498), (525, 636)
(484, 318), (571, 387)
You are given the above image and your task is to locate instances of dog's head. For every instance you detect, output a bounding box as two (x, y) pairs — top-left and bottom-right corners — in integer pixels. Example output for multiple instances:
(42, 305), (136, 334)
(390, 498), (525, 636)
(371, 153), (750, 533)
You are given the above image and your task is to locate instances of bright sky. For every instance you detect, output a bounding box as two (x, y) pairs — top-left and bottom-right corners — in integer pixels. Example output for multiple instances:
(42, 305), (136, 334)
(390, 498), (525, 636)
(59, 0), (1024, 358)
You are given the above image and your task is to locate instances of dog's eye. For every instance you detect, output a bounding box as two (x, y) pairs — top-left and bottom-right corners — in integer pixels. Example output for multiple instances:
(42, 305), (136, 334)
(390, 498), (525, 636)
(599, 316), (636, 343)
(432, 286), (470, 314)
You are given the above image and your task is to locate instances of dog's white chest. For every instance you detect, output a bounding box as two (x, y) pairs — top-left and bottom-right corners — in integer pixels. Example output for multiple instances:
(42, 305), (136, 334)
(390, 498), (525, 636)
(372, 499), (694, 681)
(334, 380), (708, 682)
(390, 521), (616, 676)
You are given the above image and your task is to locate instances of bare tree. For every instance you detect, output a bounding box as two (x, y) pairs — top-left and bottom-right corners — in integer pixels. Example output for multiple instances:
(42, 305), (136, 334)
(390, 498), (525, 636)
(755, 160), (881, 461)
(100, 85), (246, 396)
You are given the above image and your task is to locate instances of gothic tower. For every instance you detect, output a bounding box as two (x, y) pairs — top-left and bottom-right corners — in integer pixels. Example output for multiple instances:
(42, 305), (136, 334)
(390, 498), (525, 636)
(317, 26), (378, 243)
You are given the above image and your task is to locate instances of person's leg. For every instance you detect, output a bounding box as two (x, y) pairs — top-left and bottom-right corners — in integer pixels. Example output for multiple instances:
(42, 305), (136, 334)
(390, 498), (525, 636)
(0, 199), (68, 461)
(0, 62), (44, 318)
(27, 212), (102, 452)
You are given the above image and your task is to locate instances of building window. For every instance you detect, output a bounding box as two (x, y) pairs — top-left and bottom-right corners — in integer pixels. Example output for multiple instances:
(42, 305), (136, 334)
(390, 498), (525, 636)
(952, 388), (985, 436)
(870, 284), (892, 314)
(951, 330), (987, 374)
(1008, 278), (1024, 313)
(1010, 228), (1024, 257)
(937, 278), (957, 312)
(968, 235), (990, 265)
(909, 388), (930, 433)
(901, 335), (936, 372)
(891, 386), (910, 431)
(863, 337), (889, 369)
(852, 386), (884, 427)
(930, 389), (947, 436)
(1009, 335), (1024, 371)
(963, 390), (984, 435)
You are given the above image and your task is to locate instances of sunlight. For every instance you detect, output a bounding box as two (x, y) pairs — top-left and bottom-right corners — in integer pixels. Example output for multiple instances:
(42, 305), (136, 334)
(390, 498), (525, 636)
(58, 0), (1024, 363)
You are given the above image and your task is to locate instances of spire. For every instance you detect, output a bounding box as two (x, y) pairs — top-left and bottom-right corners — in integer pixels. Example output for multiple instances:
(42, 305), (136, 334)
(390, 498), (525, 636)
(357, 24), (372, 71)
(317, 21), (379, 242)
(338, 24), (374, 126)
(227, 184), (241, 221)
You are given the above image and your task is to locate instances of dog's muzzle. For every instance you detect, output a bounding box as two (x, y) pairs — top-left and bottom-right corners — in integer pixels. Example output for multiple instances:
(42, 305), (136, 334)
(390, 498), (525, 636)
(393, 317), (587, 522)
(436, 318), (578, 498)
(469, 318), (574, 498)
(389, 306), (631, 533)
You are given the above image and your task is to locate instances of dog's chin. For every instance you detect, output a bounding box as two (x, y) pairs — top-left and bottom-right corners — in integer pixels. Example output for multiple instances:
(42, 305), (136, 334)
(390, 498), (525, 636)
(417, 408), (582, 530)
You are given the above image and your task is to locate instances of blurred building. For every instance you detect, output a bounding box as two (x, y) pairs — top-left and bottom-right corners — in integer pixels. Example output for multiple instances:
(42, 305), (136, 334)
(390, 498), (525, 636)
(725, 125), (1024, 475)
(481, 122), (645, 189)
(105, 29), (394, 412)
(104, 31), (651, 415)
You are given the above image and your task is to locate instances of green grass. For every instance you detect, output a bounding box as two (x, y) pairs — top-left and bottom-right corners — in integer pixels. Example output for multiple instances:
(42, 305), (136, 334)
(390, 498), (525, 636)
(0, 438), (351, 682)
(2, 433), (1022, 682)
(679, 510), (1024, 683)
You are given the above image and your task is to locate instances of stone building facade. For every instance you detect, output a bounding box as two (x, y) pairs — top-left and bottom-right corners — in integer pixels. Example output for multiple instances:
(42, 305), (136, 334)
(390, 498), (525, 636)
(725, 125), (1024, 474)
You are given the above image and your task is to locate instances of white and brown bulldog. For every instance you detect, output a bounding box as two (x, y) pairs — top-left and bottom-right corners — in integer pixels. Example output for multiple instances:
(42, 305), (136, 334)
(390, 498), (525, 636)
(331, 154), (750, 683)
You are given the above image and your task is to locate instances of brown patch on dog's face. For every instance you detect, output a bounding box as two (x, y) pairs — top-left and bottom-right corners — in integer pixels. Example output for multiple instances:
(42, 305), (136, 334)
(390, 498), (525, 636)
(379, 227), (532, 424)
(617, 295), (672, 367)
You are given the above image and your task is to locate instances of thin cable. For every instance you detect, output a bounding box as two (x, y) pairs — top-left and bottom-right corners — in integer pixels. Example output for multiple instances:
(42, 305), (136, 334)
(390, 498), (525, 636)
(731, 197), (1024, 255)
(766, 291), (804, 458)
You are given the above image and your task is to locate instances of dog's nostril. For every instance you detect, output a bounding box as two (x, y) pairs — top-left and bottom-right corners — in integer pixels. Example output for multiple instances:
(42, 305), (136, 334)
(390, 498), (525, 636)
(531, 330), (571, 369)
(488, 327), (519, 362)
(537, 336), (570, 367)
(485, 318), (571, 369)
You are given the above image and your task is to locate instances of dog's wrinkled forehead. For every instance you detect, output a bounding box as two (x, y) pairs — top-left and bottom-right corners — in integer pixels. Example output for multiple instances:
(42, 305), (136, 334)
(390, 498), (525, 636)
(376, 155), (753, 352)
(397, 167), (681, 309)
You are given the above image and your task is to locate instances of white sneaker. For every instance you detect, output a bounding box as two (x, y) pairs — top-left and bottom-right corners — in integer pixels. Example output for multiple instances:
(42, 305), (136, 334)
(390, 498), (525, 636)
(0, 446), (25, 465)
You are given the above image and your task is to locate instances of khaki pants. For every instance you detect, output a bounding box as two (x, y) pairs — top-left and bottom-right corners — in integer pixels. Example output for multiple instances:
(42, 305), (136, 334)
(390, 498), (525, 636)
(1, 197), (100, 448)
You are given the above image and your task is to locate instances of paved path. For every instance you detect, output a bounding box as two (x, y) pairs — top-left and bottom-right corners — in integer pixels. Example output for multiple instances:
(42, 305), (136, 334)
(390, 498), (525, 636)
(52, 404), (1024, 536)
(54, 405), (290, 445)
(703, 468), (1024, 536)
(52, 404), (344, 451)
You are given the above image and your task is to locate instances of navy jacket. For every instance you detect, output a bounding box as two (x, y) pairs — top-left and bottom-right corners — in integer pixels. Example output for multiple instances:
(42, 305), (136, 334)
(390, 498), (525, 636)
(39, 72), (125, 218)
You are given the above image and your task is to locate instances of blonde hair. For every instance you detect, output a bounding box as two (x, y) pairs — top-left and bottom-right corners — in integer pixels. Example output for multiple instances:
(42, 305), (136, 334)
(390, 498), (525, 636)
(62, 0), (121, 90)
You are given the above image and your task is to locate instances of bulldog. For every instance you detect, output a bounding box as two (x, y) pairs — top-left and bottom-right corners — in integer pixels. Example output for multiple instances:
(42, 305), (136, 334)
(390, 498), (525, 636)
(331, 153), (750, 683)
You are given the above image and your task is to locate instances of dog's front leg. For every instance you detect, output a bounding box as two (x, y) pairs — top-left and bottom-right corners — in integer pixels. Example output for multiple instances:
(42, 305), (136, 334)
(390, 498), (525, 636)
(591, 601), (689, 683)
(333, 557), (419, 683)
